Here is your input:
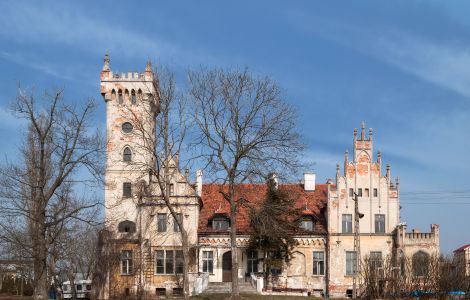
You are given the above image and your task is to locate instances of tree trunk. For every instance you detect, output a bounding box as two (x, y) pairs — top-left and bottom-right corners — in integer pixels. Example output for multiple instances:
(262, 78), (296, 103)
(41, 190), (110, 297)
(230, 193), (239, 298)
(33, 215), (48, 300)
(181, 231), (190, 300)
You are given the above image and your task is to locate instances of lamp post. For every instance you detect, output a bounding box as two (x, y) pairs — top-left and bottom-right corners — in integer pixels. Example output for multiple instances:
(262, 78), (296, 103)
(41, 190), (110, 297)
(352, 192), (364, 299)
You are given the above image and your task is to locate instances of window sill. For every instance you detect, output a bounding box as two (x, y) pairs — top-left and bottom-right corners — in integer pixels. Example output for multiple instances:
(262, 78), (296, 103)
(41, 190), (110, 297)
(120, 274), (134, 276)
(311, 274), (325, 277)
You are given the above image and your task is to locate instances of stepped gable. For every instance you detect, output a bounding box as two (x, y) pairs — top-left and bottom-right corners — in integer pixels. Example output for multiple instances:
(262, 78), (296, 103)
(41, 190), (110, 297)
(199, 183), (330, 235)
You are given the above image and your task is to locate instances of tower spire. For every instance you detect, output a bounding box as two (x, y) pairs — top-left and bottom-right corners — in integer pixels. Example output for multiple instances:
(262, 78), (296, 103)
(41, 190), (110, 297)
(103, 51), (110, 71)
(361, 121), (366, 140)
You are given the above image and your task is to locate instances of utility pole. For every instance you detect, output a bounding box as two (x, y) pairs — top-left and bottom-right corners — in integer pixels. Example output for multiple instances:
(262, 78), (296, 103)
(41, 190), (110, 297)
(352, 192), (362, 299)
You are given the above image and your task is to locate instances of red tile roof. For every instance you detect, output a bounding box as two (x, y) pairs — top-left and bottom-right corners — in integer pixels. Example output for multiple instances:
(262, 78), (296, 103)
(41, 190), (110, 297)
(198, 183), (330, 236)
(454, 244), (470, 253)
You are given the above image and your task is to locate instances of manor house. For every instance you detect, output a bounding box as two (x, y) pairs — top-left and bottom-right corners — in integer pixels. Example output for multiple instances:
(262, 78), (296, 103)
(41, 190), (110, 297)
(99, 57), (439, 298)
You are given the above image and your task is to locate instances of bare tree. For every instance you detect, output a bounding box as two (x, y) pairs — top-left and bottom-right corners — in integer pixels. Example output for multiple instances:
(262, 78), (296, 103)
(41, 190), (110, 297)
(125, 66), (194, 299)
(0, 88), (104, 299)
(188, 68), (304, 297)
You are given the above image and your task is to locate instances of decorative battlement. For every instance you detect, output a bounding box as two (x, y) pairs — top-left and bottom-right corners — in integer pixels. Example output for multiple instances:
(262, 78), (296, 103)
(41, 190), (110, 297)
(100, 52), (154, 83)
(405, 232), (433, 240)
(397, 224), (439, 247)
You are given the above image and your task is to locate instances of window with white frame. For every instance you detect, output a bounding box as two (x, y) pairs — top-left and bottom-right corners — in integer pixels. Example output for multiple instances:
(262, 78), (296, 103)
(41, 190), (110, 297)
(375, 214), (385, 233)
(212, 217), (229, 230)
(121, 250), (133, 275)
(202, 251), (213, 273)
(156, 250), (183, 274)
(346, 251), (357, 275)
(300, 216), (314, 231)
(313, 251), (325, 275)
(342, 214), (352, 233)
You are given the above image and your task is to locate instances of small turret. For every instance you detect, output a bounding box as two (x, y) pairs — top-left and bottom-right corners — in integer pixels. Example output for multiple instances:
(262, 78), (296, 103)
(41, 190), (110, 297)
(103, 51), (110, 71)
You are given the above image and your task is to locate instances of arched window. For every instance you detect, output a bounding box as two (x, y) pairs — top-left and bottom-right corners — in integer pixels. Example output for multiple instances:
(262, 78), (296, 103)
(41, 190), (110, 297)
(137, 89), (143, 100)
(123, 147), (132, 162)
(118, 220), (136, 233)
(118, 89), (123, 104)
(131, 89), (136, 105)
(111, 89), (116, 101)
(412, 251), (429, 276)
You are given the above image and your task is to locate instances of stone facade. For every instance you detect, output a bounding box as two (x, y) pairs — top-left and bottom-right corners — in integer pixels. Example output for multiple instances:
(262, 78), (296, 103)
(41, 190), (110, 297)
(101, 57), (440, 298)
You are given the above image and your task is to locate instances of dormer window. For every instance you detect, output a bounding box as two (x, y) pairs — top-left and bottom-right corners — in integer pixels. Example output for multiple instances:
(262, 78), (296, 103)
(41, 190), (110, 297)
(212, 217), (229, 231)
(300, 216), (314, 231)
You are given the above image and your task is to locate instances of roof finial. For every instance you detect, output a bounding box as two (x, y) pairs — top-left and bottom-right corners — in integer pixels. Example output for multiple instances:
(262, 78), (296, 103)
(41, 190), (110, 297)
(145, 60), (152, 72)
(103, 51), (110, 71)
(353, 128), (357, 141)
(369, 128), (373, 140)
(361, 121), (366, 140)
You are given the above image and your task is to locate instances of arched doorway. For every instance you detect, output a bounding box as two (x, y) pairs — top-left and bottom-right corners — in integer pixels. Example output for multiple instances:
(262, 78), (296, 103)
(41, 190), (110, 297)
(222, 251), (232, 282)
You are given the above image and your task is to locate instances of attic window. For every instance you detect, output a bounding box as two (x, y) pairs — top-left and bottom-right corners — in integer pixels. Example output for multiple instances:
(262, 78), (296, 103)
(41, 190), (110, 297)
(212, 217), (229, 231)
(300, 216), (314, 231)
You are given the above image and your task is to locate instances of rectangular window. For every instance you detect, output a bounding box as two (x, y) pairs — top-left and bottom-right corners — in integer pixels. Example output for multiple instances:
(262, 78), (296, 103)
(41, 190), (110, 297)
(357, 188), (362, 197)
(156, 250), (182, 274)
(373, 188), (378, 197)
(166, 250), (174, 274)
(346, 251), (357, 275)
(342, 214), (352, 233)
(300, 218), (314, 231)
(365, 188), (369, 197)
(247, 251), (258, 273)
(349, 188), (353, 197)
(370, 251), (383, 269)
(375, 214), (385, 233)
(123, 182), (132, 198)
(213, 218), (229, 230)
(169, 183), (174, 196)
(121, 250), (133, 275)
(313, 251), (325, 275)
(174, 213), (183, 232)
(156, 250), (164, 274)
(202, 251), (213, 273)
(157, 214), (167, 232)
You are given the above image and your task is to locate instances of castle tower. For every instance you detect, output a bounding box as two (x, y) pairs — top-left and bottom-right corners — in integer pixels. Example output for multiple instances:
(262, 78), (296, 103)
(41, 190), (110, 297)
(100, 53), (159, 227)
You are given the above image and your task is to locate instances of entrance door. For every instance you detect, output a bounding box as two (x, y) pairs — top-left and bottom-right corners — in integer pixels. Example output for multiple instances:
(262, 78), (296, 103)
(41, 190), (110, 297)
(222, 251), (232, 282)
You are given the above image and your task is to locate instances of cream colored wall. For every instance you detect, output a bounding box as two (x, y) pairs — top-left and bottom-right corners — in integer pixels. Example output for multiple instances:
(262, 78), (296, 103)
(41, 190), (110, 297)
(101, 68), (158, 230)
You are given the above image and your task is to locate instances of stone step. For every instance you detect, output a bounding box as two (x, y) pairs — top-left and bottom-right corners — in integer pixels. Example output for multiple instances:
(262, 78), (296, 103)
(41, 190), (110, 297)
(202, 281), (257, 294)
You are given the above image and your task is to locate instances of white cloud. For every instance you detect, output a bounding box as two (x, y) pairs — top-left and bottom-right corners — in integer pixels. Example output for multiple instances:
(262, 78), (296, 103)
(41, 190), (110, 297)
(289, 12), (470, 98)
(0, 2), (219, 69)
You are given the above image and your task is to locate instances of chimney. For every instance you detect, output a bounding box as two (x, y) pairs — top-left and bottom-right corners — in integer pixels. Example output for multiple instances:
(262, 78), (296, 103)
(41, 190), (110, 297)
(269, 173), (279, 189)
(304, 173), (316, 191)
(196, 170), (203, 197)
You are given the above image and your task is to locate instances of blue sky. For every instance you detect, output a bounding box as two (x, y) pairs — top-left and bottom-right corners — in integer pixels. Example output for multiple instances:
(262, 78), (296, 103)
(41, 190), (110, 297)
(0, 1), (469, 254)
